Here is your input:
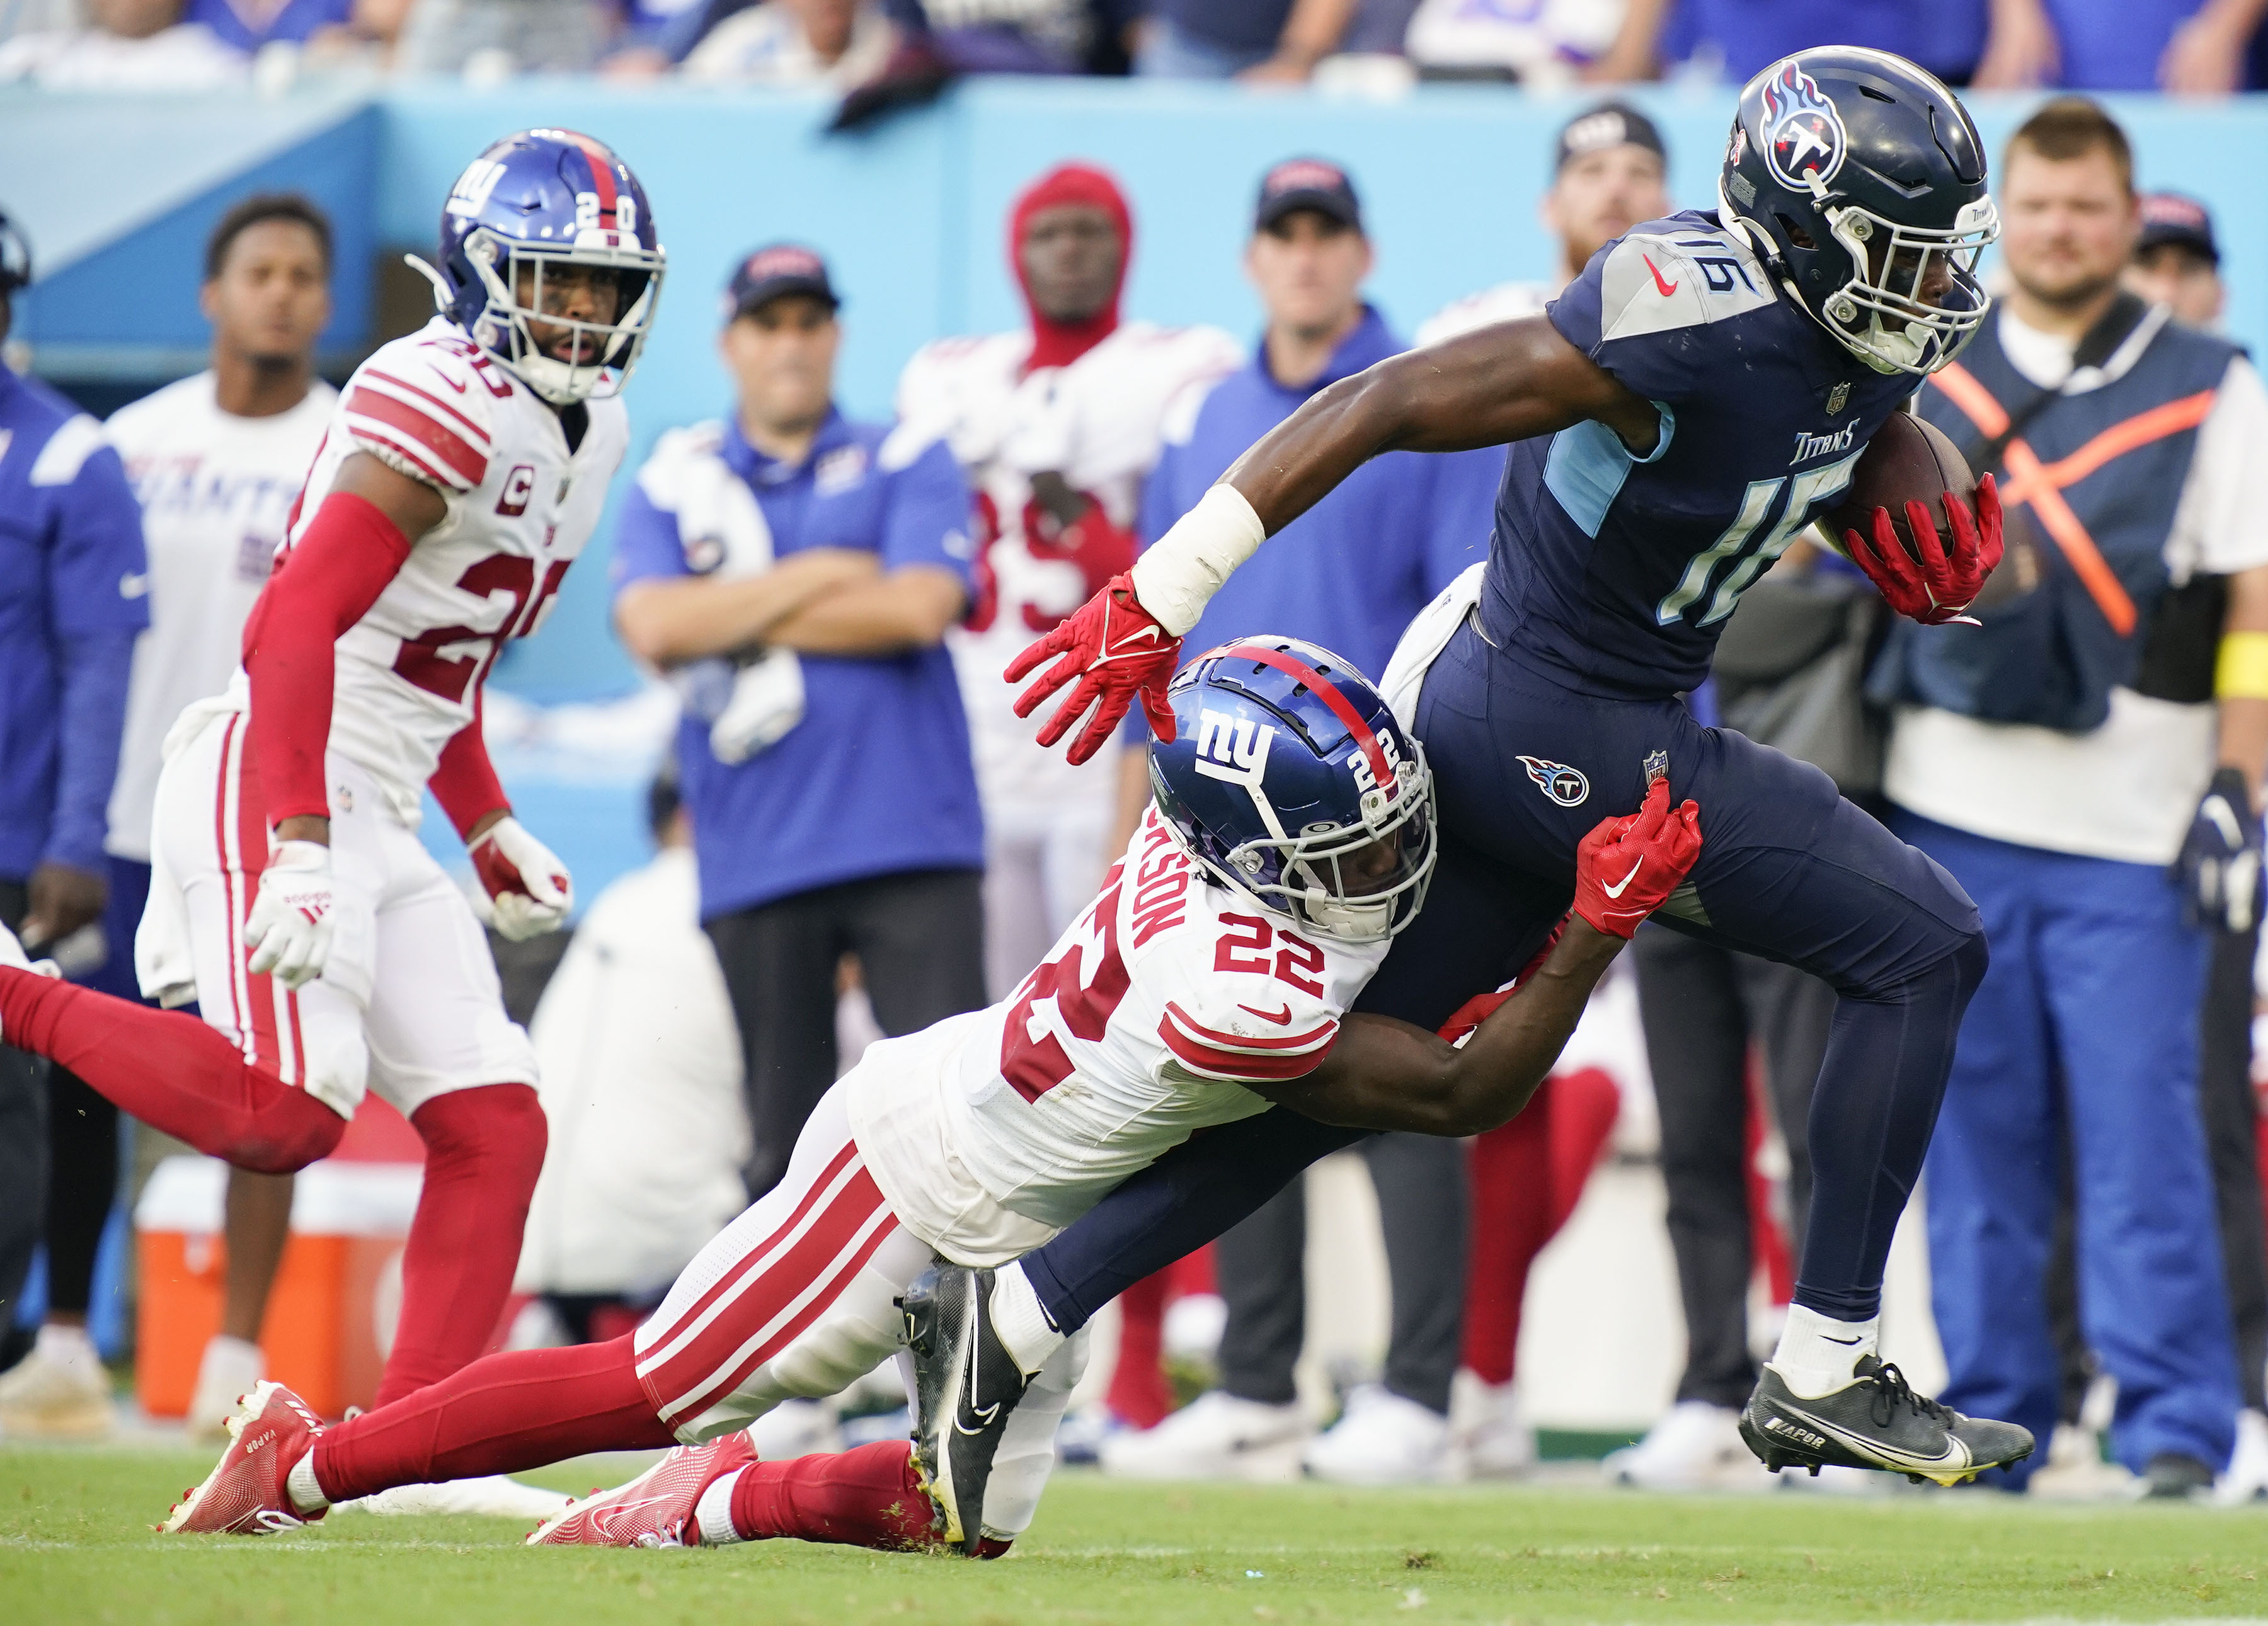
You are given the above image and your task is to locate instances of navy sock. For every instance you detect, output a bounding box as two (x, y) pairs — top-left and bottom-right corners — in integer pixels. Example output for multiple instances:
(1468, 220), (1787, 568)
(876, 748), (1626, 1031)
(1023, 1111), (1362, 1332)
(1792, 932), (1988, 1322)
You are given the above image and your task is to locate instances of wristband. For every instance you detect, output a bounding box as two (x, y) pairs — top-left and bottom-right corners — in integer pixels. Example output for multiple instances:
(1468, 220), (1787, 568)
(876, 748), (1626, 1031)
(2218, 631), (2268, 701)
(1127, 484), (1266, 637)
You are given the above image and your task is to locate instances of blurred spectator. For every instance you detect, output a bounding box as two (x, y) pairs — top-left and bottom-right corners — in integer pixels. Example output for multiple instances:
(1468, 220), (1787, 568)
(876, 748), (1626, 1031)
(184, 0), (350, 52)
(1974, 0), (2265, 93)
(2128, 192), (2228, 328)
(1587, 0), (1984, 87)
(1403, 0), (1622, 83)
(96, 195), (336, 1443)
(680, 0), (893, 82)
(1877, 98), (2266, 1498)
(1097, 159), (1498, 1487)
(1418, 100), (1668, 345)
(394, 0), (609, 74)
(0, 0), (247, 87)
(1135, 0), (1357, 81)
(0, 209), (147, 1436)
(894, 164), (1237, 1002)
(512, 773), (750, 1341)
(612, 244), (985, 1202)
(2120, 191), (2268, 1503)
(0, 0), (77, 41)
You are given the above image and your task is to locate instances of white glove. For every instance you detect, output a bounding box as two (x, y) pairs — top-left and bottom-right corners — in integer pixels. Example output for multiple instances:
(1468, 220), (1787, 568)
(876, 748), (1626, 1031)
(243, 841), (336, 990)
(469, 817), (573, 940)
(0, 920), (60, 979)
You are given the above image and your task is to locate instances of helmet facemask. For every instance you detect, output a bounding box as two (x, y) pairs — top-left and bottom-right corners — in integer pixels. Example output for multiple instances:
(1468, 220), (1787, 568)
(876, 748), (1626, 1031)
(457, 227), (665, 406)
(1815, 193), (1998, 375)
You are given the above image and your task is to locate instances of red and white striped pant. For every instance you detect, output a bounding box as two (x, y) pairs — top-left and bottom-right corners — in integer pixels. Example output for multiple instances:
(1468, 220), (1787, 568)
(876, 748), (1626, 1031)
(634, 1082), (1087, 1542)
(148, 709), (536, 1119)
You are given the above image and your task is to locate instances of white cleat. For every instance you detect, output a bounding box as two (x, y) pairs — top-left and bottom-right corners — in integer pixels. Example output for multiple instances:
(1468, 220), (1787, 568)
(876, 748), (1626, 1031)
(1303, 1386), (1451, 1485)
(2215, 1409), (2268, 1506)
(1099, 1390), (1309, 1482)
(161, 1380), (324, 1534)
(0, 1327), (115, 1441)
(1604, 1400), (1768, 1492)
(331, 1475), (575, 1520)
(2025, 1423), (2136, 1503)
(186, 1336), (266, 1446)
(1449, 1370), (1536, 1480)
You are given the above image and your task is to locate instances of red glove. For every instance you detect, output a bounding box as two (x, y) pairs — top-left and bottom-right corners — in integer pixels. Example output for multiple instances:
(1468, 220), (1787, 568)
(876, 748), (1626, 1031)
(1004, 573), (1181, 766)
(1843, 472), (2003, 627)
(1572, 777), (1704, 939)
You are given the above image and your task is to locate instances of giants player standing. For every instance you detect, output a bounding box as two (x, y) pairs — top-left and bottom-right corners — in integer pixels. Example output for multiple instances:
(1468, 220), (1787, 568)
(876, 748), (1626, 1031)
(0, 130), (665, 1475)
(108, 638), (1700, 1550)
(895, 162), (1239, 996)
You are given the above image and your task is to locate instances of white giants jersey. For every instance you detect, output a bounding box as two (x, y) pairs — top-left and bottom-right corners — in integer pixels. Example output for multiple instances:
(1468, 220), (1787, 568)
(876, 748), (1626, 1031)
(1414, 280), (1553, 350)
(846, 806), (1390, 1264)
(105, 372), (335, 861)
(234, 318), (627, 824)
(895, 321), (1239, 811)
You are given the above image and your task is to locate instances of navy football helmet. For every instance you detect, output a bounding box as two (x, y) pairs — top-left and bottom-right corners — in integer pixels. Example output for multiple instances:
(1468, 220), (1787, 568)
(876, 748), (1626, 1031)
(0, 210), (30, 297)
(411, 129), (666, 406)
(1150, 638), (1435, 944)
(1719, 48), (1997, 376)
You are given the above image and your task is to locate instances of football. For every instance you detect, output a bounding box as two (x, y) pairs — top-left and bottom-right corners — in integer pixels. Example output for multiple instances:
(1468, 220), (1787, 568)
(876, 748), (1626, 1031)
(1821, 412), (1977, 563)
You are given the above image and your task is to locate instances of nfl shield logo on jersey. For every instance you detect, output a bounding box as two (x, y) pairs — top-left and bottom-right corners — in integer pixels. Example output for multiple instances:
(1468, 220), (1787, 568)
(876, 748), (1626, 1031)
(1517, 755), (1590, 808)
(1760, 60), (1847, 192)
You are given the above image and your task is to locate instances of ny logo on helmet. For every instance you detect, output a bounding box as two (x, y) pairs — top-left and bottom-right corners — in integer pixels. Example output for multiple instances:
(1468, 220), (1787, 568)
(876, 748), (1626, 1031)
(447, 159), (508, 219)
(1194, 709), (1276, 782)
(1761, 61), (1846, 193)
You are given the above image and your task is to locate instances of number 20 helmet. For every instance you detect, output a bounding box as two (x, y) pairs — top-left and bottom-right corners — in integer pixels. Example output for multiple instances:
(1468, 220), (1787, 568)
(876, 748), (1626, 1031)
(413, 129), (667, 406)
(1718, 47), (1998, 376)
(1150, 638), (1436, 945)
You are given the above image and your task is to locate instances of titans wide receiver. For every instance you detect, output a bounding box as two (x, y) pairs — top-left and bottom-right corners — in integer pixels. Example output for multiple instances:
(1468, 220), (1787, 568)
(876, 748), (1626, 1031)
(101, 639), (1700, 1551)
(925, 46), (2037, 1498)
(0, 129), (665, 1424)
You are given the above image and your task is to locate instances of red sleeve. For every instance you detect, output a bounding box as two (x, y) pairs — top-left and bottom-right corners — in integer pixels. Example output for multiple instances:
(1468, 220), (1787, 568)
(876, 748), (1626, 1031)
(241, 491), (413, 827)
(1157, 1000), (1339, 1084)
(428, 691), (512, 841)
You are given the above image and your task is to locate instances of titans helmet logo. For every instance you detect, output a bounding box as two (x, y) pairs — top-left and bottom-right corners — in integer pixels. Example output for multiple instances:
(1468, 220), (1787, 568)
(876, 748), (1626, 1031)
(1760, 61), (1846, 193)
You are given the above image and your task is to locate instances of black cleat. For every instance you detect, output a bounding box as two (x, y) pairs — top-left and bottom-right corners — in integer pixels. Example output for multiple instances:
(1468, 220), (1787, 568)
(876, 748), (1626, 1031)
(898, 1263), (1033, 1556)
(1741, 1356), (2034, 1487)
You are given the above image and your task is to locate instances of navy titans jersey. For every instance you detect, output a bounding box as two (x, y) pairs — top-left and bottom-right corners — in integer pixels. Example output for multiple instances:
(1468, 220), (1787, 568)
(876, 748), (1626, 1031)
(1480, 210), (1912, 699)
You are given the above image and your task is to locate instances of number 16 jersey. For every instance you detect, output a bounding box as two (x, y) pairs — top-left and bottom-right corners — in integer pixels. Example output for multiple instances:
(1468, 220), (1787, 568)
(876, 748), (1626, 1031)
(226, 316), (629, 825)
(845, 806), (1390, 1266)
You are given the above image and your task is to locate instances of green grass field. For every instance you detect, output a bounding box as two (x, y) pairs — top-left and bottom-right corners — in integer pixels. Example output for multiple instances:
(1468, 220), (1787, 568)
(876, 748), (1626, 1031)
(7, 1445), (2268, 1625)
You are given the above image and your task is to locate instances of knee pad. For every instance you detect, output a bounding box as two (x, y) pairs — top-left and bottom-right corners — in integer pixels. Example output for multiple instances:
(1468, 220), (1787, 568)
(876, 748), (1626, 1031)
(412, 1082), (548, 1192)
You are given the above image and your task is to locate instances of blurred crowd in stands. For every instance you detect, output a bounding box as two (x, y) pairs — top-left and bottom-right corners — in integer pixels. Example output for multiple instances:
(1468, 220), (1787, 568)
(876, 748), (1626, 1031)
(7, 0), (2268, 100)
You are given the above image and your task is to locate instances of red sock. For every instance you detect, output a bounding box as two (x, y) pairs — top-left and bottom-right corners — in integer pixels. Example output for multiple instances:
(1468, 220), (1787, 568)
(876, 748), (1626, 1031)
(727, 1441), (948, 1552)
(370, 1084), (547, 1407)
(1106, 1268), (1174, 1429)
(312, 1334), (672, 1503)
(0, 969), (341, 1171)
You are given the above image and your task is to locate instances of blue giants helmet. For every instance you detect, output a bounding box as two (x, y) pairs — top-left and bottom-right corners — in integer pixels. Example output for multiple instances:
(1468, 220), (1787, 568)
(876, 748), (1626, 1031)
(1150, 638), (1436, 944)
(415, 129), (667, 405)
(1718, 49), (1996, 376)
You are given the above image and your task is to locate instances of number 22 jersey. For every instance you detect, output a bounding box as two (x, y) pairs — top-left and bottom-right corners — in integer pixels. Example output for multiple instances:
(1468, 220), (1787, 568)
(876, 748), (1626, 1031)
(845, 806), (1390, 1265)
(205, 316), (629, 825)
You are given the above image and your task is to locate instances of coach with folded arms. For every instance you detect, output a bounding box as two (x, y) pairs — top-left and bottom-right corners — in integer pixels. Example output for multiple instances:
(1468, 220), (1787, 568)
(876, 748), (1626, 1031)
(612, 244), (987, 1200)
(1872, 98), (2268, 1498)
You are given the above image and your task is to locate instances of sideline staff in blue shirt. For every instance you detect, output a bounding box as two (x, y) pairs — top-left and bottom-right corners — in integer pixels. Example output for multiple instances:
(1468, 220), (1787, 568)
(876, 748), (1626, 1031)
(613, 244), (985, 1199)
(0, 209), (147, 1344)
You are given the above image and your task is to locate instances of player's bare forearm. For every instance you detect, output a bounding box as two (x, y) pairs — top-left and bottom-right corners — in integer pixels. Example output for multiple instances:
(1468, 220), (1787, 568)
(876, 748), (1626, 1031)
(765, 565), (967, 655)
(2218, 564), (2268, 806)
(1254, 919), (1625, 1137)
(614, 548), (881, 666)
(1219, 318), (1656, 534)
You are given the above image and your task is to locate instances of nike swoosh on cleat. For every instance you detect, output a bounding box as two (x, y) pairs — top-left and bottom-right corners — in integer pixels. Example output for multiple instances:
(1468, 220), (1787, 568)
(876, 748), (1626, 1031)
(955, 1402), (1001, 1435)
(1600, 857), (1646, 899)
(1785, 1409), (1972, 1474)
(1643, 255), (1680, 297)
(1238, 1002), (1293, 1026)
(1823, 1335), (1862, 1345)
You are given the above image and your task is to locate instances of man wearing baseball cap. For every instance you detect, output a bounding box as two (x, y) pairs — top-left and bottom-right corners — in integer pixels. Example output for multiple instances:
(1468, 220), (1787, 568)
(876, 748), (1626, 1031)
(2128, 192), (2226, 330)
(1419, 100), (1670, 345)
(612, 243), (988, 1214)
(1097, 158), (1499, 1487)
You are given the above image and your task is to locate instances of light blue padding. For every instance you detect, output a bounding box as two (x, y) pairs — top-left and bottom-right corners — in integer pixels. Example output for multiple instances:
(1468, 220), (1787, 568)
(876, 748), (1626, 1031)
(1541, 402), (1675, 537)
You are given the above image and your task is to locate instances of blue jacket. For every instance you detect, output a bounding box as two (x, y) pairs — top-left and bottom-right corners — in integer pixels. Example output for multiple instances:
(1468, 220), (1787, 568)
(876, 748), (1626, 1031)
(1141, 305), (1501, 690)
(0, 365), (146, 880)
